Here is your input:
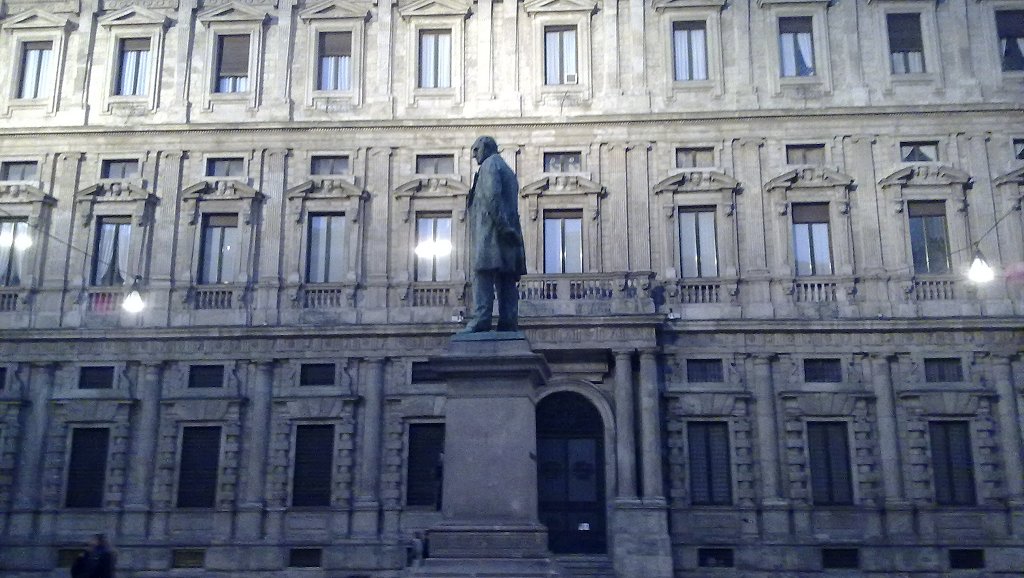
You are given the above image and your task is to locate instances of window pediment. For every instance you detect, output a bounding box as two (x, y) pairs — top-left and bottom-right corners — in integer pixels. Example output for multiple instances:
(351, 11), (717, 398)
(182, 180), (264, 224)
(197, 3), (269, 24)
(653, 170), (739, 195)
(0, 183), (53, 204)
(286, 178), (368, 223)
(98, 6), (172, 28)
(765, 167), (854, 192)
(879, 164), (970, 188)
(75, 182), (157, 226)
(394, 177), (469, 222)
(652, 0), (726, 11)
(520, 175), (606, 221)
(397, 0), (472, 18)
(1, 8), (75, 31)
(299, 0), (372, 20)
(523, 0), (598, 14)
(994, 166), (1024, 187)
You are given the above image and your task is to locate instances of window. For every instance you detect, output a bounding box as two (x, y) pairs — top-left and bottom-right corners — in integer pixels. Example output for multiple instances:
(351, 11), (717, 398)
(679, 207), (718, 278)
(929, 421), (976, 505)
(317, 31), (352, 91)
(101, 159), (139, 179)
(544, 210), (583, 274)
(177, 426), (221, 508)
(997, 10), (1024, 72)
(688, 422), (731, 505)
(198, 214), (239, 284)
(676, 147), (714, 169)
(821, 548), (859, 569)
(949, 549), (984, 570)
(171, 549), (205, 569)
(418, 30), (452, 89)
(65, 428), (109, 508)
(544, 26), (578, 85)
(307, 213), (346, 283)
(543, 152), (581, 173)
(0, 367), (6, 390)
(698, 548), (734, 568)
(188, 364), (224, 388)
(924, 358), (963, 382)
(311, 155), (349, 175)
(79, 366), (115, 389)
(299, 363), (335, 386)
(786, 144), (825, 165)
(1015, 138), (1024, 160)
(0, 160), (38, 181)
(887, 14), (925, 74)
(687, 359), (724, 383)
(672, 21), (708, 81)
(116, 38), (150, 96)
(288, 549), (323, 568)
(901, 141), (939, 162)
(0, 218), (31, 287)
(804, 358), (842, 383)
(416, 154), (455, 175)
(908, 201), (950, 274)
(406, 423), (445, 509)
(215, 35), (250, 93)
(92, 216), (131, 286)
(206, 157), (244, 177)
(792, 203), (832, 276)
(414, 214), (452, 282)
(806, 421), (853, 505)
(18, 41), (52, 99)
(292, 424), (334, 507)
(778, 17), (814, 77)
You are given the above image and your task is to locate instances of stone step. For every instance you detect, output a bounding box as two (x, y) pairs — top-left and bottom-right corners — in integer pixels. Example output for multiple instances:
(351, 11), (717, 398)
(554, 555), (616, 578)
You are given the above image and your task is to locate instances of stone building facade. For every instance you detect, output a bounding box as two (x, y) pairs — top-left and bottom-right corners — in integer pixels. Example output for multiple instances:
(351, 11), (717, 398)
(0, 0), (1022, 576)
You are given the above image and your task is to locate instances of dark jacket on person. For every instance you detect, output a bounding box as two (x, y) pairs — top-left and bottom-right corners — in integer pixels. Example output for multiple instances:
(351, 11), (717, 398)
(71, 548), (114, 578)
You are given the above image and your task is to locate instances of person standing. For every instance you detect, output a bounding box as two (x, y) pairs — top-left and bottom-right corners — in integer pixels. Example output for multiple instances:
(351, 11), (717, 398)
(71, 534), (114, 578)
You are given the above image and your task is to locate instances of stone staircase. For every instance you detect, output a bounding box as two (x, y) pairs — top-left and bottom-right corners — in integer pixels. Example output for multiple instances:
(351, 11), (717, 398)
(554, 555), (616, 578)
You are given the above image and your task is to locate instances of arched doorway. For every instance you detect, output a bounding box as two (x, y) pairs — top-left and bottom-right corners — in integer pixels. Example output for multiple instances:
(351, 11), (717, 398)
(536, 391), (607, 554)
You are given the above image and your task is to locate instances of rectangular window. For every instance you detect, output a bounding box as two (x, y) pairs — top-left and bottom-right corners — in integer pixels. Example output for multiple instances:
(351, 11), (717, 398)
(678, 207), (718, 278)
(415, 214), (452, 282)
(188, 364), (224, 388)
(292, 424), (334, 507)
(822, 548), (860, 569)
(65, 428), (109, 508)
(807, 421), (853, 505)
(92, 216), (131, 286)
(299, 363), (335, 386)
(544, 26), (578, 85)
(416, 154), (455, 175)
(675, 147), (714, 169)
(901, 141), (939, 162)
(924, 358), (963, 383)
(18, 41), (52, 99)
(544, 210), (583, 274)
(0, 161), (39, 181)
(698, 548), (734, 568)
(0, 218), (31, 287)
(687, 359), (724, 383)
(318, 31), (352, 91)
(0, 367), (6, 390)
(79, 366), (115, 389)
(171, 550), (206, 569)
(887, 14), (925, 74)
(116, 37), (150, 96)
(792, 203), (832, 276)
(206, 157), (244, 177)
(177, 426), (221, 508)
(1015, 138), (1024, 160)
(418, 29), (452, 89)
(908, 201), (950, 274)
(310, 155), (349, 175)
(288, 549), (323, 568)
(198, 214), (239, 284)
(949, 549), (985, 570)
(779, 17), (815, 77)
(215, 34), (250, 93)
(673, 21), (708, 81)
(543, 152), (582, 173)
(786, 144), (826, 165)
(929, 421), (976, 506)
(997, 10), (1024, 72)
(307, 213), (346, 283)
(101, 159), (139, 179)
(688, 422), (732, 505)
(406, 423), (445, 509)
(804, 358), (842, 383)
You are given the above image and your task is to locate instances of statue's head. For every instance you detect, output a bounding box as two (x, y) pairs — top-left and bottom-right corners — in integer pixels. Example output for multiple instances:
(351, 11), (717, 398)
(471, 136), (498, 165)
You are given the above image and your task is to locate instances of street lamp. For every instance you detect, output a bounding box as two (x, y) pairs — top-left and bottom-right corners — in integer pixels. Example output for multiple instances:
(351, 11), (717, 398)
(122, 275), (145, 313)
(967, 250), (995, 284)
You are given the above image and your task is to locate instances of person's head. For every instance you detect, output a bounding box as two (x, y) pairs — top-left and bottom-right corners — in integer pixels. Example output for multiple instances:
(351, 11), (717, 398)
(89, 534), (108, 551)
(471, 136), (498, 164)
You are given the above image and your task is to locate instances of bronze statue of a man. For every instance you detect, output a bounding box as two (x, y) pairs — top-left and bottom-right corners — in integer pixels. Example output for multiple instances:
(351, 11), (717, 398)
(461, 136), (527, 332)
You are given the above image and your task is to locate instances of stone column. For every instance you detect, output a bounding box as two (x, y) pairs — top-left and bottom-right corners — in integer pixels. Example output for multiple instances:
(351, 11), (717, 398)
(638, 351), (663, 499)
(237, 360), (275, 540)
(8, 363), (56, 537)
(353, 357), (384, 535)
(614, 351), (637, 499)
(870, 355), (904, 502)
(122, 362), (164, 537)
(992, 356), (1024, 506)
(752, 355), (781, 501)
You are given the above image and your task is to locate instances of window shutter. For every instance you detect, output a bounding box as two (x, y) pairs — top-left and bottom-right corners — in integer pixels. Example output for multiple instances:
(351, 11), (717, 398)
(688, 422), (731, 505)
(66, 428), (110, 508)
(121, 37), (151, 52)
(292, 424), (334, 507)
(320, 31), (352, 57)
(406, 423), (445, 508)
(807, 422), (853, 505)
(177, 426), (221, 508)
(218, 35), (250, 76)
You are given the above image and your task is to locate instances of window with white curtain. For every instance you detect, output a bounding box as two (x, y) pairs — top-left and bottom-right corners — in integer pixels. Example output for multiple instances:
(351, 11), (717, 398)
(310, 155), (349, 175)
(415, 213), (452, 281)
(419, 30), (452, 89)
(676, 147), (714, 168)
(18, 41), (52, 99)
(199, 214), (239, 284)
(778, 17), (815, 77)
(887, 13), (925, 75)
(678, 207), (718, 278)
(544, 210), (583, 274)
(416, 155), (455, 175)
(318, 31), (352, 91)
(791, 203), (832, 276)
(0, 218), (30, 287)
(786, 144), (826, 165)
(900, 141), (939, 162)
(672, 21), (708, 81)
(306, 213), (346, 284)
(92, 216), (132, 286)
(543, 152), (581, 173)
(101, 159), (139, 179)
(215, 35), (250, 93)
(544, 26), (578, 85)
(206, 157), (244, 177)
(997, 10), (1024, 72)
(907, 201), (950, 275)
(116, 38), (150, 96)
(0, 161), (39, 181)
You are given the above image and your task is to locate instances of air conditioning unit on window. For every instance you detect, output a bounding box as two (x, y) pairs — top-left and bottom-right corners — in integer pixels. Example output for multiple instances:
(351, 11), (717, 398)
(564, 73), (578, 84)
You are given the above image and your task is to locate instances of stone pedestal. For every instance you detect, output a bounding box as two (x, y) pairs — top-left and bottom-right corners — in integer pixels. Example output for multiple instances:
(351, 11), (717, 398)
(408, 332), (563, 578)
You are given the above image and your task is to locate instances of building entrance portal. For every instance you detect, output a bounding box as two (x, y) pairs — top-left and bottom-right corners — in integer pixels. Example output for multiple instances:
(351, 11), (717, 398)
(536, 391), (607, 554)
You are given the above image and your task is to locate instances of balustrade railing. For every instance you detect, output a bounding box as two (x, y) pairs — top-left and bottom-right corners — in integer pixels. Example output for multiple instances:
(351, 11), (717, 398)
(912, 277), (957, 301)
(0, 291), (19, 312)
(303, 285), (348, 309)
(518, 272), (652, 302)
(793, 279), (838, 303)
(194, 287), (234, 310)
(411, 284), (451, 307)
(87, 290), (124, 312)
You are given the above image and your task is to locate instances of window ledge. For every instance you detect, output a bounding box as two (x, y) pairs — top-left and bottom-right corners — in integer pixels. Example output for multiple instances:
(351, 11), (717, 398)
(671, 79), (716, 91)
(779, 75), (820, 85)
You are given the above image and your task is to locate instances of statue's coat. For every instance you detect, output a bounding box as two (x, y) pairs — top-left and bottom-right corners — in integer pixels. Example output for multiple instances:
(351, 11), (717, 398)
(468, 154), (527, 278)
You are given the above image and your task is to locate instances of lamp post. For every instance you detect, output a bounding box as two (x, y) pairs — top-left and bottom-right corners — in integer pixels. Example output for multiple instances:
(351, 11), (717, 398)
(122, 275), (146, 313)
